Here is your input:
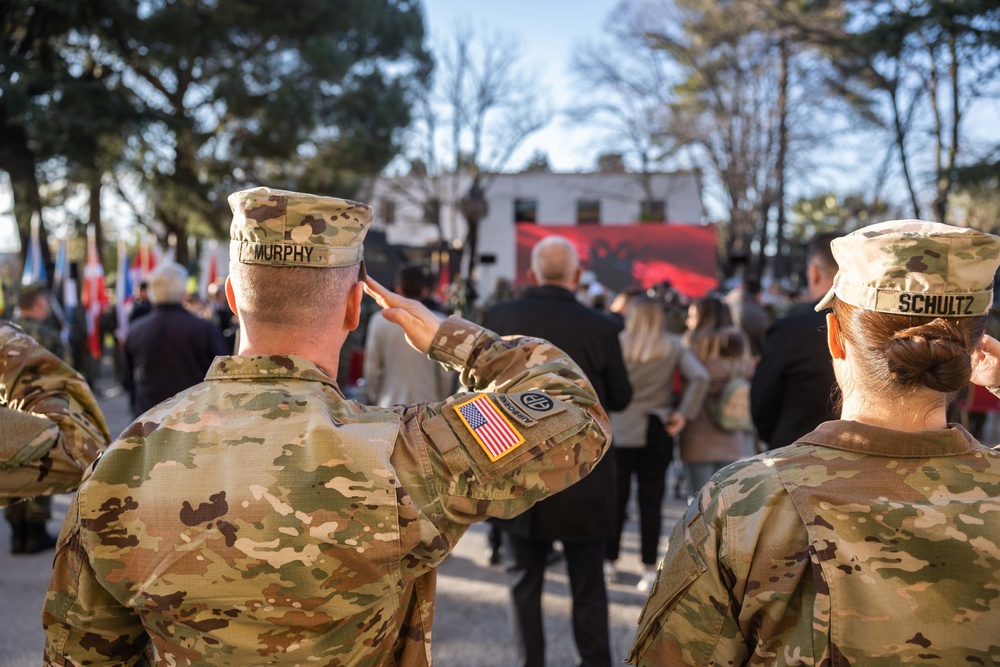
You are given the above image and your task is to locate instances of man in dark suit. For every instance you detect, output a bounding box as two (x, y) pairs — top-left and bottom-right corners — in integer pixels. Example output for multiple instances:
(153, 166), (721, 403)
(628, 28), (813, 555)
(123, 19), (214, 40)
(124, 263), (230, 417)
(483, 235), (632, 667)
(751, 232), (842, 450)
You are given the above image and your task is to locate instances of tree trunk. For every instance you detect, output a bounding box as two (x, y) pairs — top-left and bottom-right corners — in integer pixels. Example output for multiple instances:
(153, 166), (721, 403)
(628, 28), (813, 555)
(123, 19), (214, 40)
(4, 125), (52, 269)
(889, 83), (922, 219)
(774, 35), (789, 281)
(89, 176), (103, 266)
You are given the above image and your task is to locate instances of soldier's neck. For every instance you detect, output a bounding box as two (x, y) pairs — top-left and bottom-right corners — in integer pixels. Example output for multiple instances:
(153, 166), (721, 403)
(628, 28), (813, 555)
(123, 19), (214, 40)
(239, 324), (343, 379)
(839, 390), (948, 432)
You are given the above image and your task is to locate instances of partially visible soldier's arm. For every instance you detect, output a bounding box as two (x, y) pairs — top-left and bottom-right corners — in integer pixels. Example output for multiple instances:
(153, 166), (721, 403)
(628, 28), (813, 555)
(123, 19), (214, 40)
(0, 325), (110, 505)
(43, 493), (151, 667)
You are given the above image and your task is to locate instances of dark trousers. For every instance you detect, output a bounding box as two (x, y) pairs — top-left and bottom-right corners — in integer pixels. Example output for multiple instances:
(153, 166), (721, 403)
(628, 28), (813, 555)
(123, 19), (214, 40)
(606, 427), (672, 565)
(508, 533), (611, 667)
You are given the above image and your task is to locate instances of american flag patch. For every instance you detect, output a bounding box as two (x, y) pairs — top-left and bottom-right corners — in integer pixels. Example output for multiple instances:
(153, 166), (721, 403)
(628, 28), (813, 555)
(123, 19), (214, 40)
(454, 395), (525, 462)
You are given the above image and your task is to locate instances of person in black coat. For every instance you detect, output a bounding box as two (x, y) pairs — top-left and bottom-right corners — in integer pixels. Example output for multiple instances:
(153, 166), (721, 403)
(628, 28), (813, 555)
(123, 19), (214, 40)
(482, 236), (632, 667)
(124, 263), (230, 417)
(751, 232), (842, 450)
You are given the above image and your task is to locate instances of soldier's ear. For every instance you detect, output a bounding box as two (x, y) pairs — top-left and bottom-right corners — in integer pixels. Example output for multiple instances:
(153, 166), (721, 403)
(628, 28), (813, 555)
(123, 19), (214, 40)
(344, 280), (364, 331)
(826, 312), (846, 360)
(225, 276), (239, 317)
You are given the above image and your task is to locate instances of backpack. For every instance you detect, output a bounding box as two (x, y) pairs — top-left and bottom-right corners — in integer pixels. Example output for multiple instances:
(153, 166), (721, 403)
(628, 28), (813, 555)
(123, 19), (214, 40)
(707, 371), (753, 433)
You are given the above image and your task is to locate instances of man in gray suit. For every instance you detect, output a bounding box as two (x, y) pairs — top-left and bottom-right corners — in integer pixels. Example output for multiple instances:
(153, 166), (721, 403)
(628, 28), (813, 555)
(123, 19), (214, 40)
(364, 264), (455, 406)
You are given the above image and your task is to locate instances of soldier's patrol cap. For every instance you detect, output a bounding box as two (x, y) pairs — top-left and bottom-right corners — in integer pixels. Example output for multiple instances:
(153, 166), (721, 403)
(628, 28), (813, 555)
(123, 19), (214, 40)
(229, 186), (372, 268)
(816, 219), (1000, 317)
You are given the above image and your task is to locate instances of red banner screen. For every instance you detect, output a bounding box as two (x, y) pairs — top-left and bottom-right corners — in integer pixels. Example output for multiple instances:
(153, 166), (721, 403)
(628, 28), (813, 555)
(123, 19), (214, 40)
(515, 223), (718, 297)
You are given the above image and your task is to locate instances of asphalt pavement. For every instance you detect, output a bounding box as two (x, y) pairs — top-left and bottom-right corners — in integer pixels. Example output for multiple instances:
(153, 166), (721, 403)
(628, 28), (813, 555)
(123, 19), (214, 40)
(0, 364), (688, 666)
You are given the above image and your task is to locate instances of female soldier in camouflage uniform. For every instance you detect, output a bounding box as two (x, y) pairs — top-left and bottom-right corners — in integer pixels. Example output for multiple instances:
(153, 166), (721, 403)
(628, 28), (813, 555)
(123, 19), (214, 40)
(629, 220), (1000, 665)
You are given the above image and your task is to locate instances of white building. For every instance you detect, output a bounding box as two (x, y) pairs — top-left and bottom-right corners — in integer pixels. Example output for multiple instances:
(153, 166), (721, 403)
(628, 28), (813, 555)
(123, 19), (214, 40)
(369, 169), (705, 296)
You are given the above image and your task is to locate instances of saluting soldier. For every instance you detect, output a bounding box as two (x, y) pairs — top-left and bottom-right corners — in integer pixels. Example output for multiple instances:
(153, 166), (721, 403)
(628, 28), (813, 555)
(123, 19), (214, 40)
(0, 317), (110, 552)
(43, 186), (611, 666)
(628, 220), (1000, 665)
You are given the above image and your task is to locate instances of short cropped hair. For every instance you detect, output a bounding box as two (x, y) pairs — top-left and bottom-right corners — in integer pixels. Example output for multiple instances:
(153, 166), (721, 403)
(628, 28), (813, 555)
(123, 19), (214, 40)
(807, 232), (843, 279)
(531, 236), (579, 284)
(229, 261), (358, 328)
(17, 286), (47, 311)
(148, 263), (188, 305)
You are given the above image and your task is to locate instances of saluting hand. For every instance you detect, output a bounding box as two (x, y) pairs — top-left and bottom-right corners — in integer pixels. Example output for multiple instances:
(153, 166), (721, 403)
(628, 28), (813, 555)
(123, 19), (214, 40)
(971, 334), (1000, 388)
(363, 277), (445, 355)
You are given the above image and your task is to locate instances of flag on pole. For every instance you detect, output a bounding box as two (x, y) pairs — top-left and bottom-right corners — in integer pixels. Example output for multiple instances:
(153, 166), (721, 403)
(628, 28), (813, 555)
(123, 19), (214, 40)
(130, 237), (157, 288)
(50, 234), (73, 344)
(116, 239), (133, 341)
(20, 213), (47, 286)
(81, 225), (109, 361)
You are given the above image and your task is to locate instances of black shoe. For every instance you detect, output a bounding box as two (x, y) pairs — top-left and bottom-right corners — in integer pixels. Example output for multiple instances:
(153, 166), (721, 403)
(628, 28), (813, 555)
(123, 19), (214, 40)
(10, 523), (26, 555)
(486, 547), (502, 566)
(21, 523), (57, 555)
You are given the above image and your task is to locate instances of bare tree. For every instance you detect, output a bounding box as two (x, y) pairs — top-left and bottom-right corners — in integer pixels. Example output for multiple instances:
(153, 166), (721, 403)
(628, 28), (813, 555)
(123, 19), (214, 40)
(569, 4), (678, 187)
(402, 23), (551, 281)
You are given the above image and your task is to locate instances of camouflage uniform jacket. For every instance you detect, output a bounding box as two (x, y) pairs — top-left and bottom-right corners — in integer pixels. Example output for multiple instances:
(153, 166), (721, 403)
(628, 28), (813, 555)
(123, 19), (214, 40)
(629, 419), (1000, 666)
(0, 321), (109, 505)
(44, 317), (611, 666)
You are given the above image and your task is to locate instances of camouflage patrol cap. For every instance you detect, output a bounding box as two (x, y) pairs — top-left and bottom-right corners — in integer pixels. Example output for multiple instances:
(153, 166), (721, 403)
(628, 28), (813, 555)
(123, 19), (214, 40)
(815, 219), (1000, 317)
(229, 186), (372, 268)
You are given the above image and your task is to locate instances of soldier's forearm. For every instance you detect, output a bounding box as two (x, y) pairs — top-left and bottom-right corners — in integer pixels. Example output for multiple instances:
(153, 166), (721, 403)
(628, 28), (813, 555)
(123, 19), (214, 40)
(429, 317), (600, 408)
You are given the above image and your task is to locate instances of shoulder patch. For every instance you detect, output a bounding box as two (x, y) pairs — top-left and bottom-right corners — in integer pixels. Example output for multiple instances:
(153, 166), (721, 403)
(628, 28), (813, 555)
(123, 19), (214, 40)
(494, 394), (537, 426)
(454, 395), (525, 462)
(496, 391), (567, 426)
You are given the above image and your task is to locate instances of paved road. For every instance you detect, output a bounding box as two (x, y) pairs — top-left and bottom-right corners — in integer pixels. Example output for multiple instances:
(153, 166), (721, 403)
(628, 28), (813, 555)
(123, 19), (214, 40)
(0, 365), (688, 666)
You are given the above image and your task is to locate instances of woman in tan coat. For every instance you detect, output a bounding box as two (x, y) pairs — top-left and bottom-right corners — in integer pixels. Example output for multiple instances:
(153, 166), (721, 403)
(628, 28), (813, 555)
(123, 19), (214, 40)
(606, 297), (709, 592)
(680, 296), (753, 500)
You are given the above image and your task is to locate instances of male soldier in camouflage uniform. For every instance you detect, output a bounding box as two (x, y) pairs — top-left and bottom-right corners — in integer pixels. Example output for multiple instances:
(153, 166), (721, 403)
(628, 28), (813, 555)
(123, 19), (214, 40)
(3, 285), (106, 553)
(629, 220), (1000, 665)
(1, 314), (110, 553)
(43, 186), (611, 666)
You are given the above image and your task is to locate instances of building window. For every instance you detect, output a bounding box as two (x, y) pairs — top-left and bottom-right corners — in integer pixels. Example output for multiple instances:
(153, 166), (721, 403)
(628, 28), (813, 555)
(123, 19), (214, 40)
(514, 198), (537, 223)
(423, 197), (441, 225)
(380, 199), (396, 225)
(576, 199), (600, 225)
(640, 199), (665, 223)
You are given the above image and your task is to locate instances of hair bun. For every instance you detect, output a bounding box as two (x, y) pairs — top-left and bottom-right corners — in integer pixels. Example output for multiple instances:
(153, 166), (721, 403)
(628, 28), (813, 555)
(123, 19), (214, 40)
(885, 319), (972, 393)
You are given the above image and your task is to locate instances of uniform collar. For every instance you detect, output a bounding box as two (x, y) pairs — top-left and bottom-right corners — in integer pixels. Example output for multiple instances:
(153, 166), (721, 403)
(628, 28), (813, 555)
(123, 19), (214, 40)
(205, 354), (344, 396)
(797, 419), (980, 457)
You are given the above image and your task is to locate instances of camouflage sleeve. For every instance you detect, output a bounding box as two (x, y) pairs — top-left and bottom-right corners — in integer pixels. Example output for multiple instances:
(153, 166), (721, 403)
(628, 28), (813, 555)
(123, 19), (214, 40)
(392, 316), (611, 531)
(0, 326), (111, 505)
(42, 491), (151, 666)
(627, 482), (749, 666)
